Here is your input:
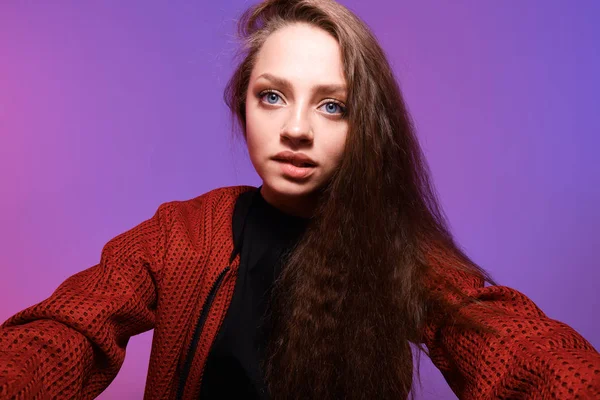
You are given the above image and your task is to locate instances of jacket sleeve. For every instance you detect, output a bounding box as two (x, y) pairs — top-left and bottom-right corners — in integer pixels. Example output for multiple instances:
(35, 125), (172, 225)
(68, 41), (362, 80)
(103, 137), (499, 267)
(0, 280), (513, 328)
(0, 202), (172, 399)
(421, 267), (600, 399)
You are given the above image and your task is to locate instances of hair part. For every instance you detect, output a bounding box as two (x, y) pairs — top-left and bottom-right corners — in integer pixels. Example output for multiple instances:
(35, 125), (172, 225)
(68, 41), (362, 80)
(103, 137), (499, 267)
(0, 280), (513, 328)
(224, 1), (499, 399)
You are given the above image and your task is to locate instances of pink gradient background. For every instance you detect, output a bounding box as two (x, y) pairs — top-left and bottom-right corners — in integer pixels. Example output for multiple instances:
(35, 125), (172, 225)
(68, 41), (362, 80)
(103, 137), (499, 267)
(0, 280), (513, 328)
(0, 1), (598, 398)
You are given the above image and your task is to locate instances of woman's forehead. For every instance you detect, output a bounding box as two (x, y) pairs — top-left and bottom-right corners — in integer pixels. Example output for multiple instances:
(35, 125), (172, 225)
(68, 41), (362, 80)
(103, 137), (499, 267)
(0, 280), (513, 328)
(251, 23), (346, 88)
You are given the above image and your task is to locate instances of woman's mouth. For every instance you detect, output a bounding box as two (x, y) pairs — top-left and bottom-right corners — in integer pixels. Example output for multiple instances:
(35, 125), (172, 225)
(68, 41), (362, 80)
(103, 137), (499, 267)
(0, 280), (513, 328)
(274, 159), (316, 179)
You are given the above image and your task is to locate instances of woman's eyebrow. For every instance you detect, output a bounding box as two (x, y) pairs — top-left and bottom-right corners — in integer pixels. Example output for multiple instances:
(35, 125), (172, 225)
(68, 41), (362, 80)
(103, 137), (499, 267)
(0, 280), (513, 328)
(256, 72), (347, 97)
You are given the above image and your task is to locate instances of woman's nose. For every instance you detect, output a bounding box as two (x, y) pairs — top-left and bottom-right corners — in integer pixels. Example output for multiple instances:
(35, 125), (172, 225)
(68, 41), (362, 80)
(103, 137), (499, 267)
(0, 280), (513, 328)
(281, 105), (313, 145)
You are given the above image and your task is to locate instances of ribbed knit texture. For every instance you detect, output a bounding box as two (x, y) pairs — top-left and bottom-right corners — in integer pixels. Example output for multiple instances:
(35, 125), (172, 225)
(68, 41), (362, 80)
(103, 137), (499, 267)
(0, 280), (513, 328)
(1, 185), (599, 399)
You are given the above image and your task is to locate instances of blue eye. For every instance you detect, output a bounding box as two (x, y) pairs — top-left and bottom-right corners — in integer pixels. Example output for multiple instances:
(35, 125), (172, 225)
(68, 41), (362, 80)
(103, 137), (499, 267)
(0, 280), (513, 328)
(260, 91), (282, 105)
(319, 101), (346, 115)
(259, 90), (347, 117)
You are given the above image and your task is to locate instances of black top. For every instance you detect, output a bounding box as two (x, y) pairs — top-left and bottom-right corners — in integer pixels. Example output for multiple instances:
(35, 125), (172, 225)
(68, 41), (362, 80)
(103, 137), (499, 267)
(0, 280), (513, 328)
(199, 186), (309, 399)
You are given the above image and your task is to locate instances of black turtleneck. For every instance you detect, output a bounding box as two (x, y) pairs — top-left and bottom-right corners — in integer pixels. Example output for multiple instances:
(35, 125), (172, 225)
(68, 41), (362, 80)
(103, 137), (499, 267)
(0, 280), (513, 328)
(199, 186), (309, 399)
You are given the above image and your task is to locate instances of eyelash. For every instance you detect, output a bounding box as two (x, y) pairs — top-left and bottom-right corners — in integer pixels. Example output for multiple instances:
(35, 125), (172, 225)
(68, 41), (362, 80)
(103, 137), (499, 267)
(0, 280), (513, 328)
(257, 89), (348, 117)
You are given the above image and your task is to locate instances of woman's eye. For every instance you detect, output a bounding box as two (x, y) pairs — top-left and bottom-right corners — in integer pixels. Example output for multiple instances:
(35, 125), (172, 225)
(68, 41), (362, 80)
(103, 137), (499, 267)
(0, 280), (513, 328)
(260, 91), (282, 105)
(319, 101), (346, 115)
(259, 91), (346, 116)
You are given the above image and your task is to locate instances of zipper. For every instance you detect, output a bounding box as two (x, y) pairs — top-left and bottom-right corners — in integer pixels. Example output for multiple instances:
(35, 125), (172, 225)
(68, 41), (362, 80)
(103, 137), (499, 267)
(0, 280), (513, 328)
(176, 265), (231, 400)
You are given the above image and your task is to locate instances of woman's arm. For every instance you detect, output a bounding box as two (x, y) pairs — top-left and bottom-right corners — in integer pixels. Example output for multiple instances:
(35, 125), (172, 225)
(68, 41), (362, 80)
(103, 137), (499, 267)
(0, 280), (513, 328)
(0, 202), (172, 399)
(422, 267), (600, 399)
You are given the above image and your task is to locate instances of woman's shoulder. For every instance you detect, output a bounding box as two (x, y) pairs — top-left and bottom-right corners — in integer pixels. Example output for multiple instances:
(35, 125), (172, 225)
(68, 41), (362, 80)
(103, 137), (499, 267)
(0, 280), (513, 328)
(158, 184), (257, 222)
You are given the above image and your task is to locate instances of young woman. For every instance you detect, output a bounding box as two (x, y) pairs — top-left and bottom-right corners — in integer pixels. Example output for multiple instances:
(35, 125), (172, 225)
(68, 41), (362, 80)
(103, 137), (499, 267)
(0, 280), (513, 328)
(1, 0), (599, 399)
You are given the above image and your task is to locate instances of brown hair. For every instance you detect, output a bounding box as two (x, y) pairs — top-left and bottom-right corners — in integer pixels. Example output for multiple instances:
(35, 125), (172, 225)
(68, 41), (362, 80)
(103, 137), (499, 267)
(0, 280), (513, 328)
(224, 0), (499, 398)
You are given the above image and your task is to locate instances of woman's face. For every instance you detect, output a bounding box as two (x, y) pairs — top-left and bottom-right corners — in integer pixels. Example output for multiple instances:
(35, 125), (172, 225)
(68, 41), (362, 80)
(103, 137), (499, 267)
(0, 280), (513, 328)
(245, 23), (348, 217)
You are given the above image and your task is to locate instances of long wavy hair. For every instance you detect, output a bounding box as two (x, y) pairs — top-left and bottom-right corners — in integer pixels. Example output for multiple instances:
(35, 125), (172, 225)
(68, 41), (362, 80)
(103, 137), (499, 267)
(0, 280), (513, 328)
(224, 0), (499, 398)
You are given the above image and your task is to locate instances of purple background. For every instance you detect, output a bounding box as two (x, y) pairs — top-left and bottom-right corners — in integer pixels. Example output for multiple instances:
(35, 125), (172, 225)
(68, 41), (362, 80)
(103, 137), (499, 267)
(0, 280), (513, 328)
(1, 1), (598, 398)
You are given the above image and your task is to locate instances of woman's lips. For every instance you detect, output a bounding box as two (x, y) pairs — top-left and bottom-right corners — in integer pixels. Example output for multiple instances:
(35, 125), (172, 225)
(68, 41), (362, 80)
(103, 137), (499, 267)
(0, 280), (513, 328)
(274, 159), (316, 179)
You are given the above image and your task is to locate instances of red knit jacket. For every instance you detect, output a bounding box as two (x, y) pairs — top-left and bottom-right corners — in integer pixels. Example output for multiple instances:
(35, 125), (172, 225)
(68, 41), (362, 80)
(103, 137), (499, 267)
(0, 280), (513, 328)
(1, 185), (599, 399)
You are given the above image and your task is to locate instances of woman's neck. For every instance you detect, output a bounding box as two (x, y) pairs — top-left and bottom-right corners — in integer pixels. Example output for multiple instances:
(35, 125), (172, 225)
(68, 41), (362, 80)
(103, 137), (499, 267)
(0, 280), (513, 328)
(259, 185), (316, 219)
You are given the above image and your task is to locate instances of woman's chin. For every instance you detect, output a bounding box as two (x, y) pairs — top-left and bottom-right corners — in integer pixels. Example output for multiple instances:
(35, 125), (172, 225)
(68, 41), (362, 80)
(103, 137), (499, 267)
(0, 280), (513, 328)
(262, 176), (318, 197)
